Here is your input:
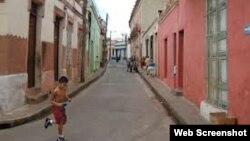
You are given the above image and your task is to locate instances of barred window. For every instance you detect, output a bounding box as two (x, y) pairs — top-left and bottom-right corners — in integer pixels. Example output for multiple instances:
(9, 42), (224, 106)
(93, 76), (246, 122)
(206, 0), (228, 109)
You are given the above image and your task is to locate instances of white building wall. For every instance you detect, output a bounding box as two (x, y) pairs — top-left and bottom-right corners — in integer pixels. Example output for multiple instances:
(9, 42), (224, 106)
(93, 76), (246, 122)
(68, 12), (77, 49)
(0, 74), (27, 115)
(140, 0), (164, 64)
(8, 0), (29, 38)
(0, 0), (84, 115)
(142, 20), (158, 60)
(0, 0), (30, 114)
(41, 0), (55, 43)
(0, 2), (8, 35)
(0, 0), (29, 37)
(127, 44), (131, 59)
(74, 2), (82, 12)
(141, 0), (165, 32)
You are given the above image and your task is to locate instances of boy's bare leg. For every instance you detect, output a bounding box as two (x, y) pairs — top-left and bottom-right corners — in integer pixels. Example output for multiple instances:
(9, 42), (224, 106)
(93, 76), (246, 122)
(58, 123), (64, 136)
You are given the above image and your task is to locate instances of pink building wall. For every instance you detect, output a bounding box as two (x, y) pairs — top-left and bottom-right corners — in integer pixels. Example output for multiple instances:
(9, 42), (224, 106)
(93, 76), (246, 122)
(158, 0), (206, 106)
(181, 0), (206, 107)
(227, 0), (250, 124)
(158, 0), (250, 124)
(158, 7), (178, 88)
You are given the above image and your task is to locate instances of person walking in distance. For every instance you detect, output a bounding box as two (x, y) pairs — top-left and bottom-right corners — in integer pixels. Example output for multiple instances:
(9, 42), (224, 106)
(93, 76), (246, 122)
(44, 76), (71, 141)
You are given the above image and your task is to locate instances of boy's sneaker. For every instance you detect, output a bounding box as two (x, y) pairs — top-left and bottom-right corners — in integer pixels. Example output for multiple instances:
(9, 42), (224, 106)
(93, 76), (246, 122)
(57, 137), (65, 141)
(44, 118), (52, 129)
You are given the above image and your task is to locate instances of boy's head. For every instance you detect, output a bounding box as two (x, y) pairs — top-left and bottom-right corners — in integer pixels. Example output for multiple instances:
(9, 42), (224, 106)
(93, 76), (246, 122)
(58, 76), (69, 84)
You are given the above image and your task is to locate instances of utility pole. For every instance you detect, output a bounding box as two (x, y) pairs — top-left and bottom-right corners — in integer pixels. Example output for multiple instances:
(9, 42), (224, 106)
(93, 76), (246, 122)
(110, 31), (112, 60)
(105, 14), (108, 63)
(80, 0), (87, 82)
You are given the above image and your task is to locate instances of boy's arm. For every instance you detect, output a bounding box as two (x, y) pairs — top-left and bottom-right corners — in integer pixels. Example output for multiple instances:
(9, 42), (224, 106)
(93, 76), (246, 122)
(51, 100), (63, 107)
(66, 94), (71, 102)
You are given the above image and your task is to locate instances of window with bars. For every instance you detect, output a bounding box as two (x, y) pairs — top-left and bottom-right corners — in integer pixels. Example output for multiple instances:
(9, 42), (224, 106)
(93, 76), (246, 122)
(206, 0), (228, 109)
(146, 39), (149, 57)
(66, 23), (73, 78)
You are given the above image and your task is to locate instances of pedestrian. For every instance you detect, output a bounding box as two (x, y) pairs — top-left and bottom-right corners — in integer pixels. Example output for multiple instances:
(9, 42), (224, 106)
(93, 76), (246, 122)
(145, 56), (150, 70)
(147, 58), (156, 77)
(132, 60), (138, 73)
(127, 58), (132, 72)
(44, 76), (71, 141)
(141, 57), (146, 69)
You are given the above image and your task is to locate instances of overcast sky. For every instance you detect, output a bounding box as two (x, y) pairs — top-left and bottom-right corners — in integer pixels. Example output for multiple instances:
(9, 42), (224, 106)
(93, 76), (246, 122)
(94, 0), (136, 39)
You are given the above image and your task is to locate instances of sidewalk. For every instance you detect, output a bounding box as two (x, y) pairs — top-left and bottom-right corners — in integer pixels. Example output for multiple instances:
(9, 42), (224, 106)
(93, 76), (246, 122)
(0, 66), (107, 129)
(138, 70), (210, 125)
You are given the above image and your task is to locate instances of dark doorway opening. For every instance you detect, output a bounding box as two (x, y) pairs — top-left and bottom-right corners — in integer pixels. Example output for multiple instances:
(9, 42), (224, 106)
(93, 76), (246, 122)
(178, 30), (184, 88)
(27, 3), (37, 88)
(54, 17), (60, 81)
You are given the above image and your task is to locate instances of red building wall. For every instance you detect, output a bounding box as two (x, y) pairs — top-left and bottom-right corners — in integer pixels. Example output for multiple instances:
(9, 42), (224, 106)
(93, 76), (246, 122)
(158, 0), (206, 106)
(181, 0), (206, 107)
(227, 0), (250, 124)
(158, 7), (178, 88)
(158, 0), (250, 124)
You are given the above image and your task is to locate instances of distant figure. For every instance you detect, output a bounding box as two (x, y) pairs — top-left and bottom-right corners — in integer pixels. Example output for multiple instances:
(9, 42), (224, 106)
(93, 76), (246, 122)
(44, 76), (71, 141)
(132, 59), (138, 73)
(116, 56), (120, 62)
(141, 57), (146, 69)
(127, 58), (132, 72)
(145, 56), (150, 69)
(147, 58), (156, 77)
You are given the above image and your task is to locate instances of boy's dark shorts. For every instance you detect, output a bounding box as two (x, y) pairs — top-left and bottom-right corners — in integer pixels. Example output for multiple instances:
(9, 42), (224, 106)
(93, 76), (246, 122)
(53, 106), (67, 125)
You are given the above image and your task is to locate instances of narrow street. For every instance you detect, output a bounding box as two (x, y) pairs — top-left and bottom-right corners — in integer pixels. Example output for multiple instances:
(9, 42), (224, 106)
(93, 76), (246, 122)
(0, 61), (175, 141)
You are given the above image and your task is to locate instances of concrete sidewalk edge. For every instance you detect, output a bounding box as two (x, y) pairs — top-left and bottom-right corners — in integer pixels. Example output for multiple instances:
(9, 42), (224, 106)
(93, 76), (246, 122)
(138, 72), (209, 125)
(0, 66), (107, 129)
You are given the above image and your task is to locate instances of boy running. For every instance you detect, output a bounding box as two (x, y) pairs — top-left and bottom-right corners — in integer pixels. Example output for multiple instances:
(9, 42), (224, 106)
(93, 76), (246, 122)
(44, 76), (71, 141)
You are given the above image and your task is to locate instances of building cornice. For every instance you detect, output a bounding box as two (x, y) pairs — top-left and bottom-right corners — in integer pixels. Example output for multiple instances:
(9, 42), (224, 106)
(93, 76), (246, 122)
(142, 18), (158, 38)
(59, 0), (83, 18)
(129, 0), (141, 26)
(159, 0), (179, 24)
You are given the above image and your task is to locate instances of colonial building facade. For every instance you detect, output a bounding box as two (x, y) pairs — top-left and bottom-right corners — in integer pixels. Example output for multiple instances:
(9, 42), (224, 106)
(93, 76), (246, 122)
(0, 0), (105, 115)
(107, 39), (116, 60)
(129, 0), (165, 75)
(129, 0), (142, 59)
(113, 40), (127, 60)
(141, 0), (165, 65)
(157, 0), (250, 124)
(87, 0), (102, 74)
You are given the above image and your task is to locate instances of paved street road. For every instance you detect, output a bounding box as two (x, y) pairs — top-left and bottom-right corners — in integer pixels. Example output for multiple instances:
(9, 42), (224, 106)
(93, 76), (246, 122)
(0, 61), (175, 141)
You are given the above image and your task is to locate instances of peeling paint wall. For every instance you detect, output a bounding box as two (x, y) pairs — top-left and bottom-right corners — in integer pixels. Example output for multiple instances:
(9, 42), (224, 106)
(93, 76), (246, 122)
(0, 0), (85, 114)
(0, 74), (26, 114)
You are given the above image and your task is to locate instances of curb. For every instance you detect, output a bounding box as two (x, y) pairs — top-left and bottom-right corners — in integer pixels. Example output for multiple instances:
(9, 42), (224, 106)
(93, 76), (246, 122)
(0, 105), (52, 129)
(137, 72), (181, 124)
(0, 66), (107, 129)
(138, 72), (209, 125)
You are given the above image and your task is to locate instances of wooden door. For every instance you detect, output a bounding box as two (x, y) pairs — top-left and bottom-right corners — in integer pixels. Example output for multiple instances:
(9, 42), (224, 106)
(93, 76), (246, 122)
(150, 36), (154, 59)
(27, 3), (37, 88)
(178, 30), (184, 88)
(54, 18), (60, 81)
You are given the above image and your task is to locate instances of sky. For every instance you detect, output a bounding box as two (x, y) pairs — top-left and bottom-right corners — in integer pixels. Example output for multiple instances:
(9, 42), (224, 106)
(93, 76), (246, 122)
(94, 0), (136, 39)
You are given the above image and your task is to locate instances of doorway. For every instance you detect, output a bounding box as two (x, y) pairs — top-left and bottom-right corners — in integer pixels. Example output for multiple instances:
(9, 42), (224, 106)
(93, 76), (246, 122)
(27, 3), (37, 88)
(54, 17), (60, 81)
(178, 30), (184, 89)
(173, 33), (177, 88)
(164, 38), (168, 78)
(150, 35), (154, 59)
